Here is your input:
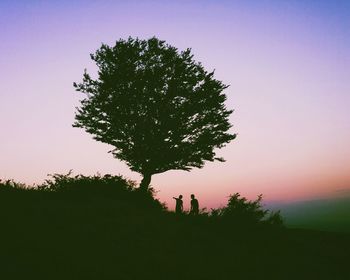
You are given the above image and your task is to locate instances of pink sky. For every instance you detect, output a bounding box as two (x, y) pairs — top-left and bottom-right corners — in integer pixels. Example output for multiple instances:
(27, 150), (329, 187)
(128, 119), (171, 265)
(1, 1), (349, 210)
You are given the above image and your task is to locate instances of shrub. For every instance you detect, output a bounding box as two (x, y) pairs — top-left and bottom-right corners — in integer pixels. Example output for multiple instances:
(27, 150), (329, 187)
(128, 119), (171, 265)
(1, 172), (166, 212)
(211, 193), (284, 227)
(0, 179), (27, 190)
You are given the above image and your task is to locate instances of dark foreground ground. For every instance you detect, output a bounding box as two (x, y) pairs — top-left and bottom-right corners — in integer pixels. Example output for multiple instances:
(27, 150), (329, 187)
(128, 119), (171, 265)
(1, 179), (349, 280)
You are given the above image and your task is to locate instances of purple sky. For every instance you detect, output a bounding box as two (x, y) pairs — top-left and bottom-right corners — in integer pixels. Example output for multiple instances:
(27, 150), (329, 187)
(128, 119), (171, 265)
(1, 0), (349, 209)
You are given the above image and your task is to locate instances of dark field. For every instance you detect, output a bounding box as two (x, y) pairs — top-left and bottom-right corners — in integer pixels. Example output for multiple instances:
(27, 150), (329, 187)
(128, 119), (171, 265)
(1, 176), (349, 280)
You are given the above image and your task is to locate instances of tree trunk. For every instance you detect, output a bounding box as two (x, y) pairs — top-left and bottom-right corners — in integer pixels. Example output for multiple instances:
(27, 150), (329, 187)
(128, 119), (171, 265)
(139, 173), (152, 192)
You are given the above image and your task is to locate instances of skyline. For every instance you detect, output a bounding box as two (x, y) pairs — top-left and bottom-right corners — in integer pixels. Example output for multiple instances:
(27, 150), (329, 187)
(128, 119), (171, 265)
(1, 0), (349, 209)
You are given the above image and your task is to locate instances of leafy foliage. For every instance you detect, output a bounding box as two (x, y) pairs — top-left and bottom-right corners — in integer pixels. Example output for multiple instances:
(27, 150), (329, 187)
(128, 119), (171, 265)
(0, 173), (166, 212)
(1, 176), (348, 280)
(1, 176), (282, 226)
(211, 193), (284, 227)
(73, 37), (236, 189)
(0, 179), (27, 190)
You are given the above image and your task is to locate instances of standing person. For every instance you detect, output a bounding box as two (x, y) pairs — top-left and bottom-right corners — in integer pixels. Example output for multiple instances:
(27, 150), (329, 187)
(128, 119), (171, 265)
(190, 194), (199, 215)
(173, 195), (183, 214)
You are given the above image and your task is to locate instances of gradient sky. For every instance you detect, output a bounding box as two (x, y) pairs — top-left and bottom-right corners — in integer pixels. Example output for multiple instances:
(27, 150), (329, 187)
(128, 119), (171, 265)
(1, 0), (349, 210)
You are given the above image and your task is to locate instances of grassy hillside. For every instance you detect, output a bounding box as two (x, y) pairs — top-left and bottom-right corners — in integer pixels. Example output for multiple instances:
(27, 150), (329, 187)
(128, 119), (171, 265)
(271, 196), (350, 233)
(1, 175), (349, 280)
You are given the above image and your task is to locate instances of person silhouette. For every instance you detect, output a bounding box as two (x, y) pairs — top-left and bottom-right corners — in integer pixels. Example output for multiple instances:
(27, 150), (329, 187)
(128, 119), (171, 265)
(173, 195), (183, 214)
(190, 194), (199, 215)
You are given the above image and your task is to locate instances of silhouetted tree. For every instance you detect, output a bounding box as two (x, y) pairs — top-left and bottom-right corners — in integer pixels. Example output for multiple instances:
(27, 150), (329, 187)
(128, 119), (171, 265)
(73, 37), (236, 191)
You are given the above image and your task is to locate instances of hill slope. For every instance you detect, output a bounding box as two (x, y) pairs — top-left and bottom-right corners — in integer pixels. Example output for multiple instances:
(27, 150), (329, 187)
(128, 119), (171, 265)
(0, 177), (349, 280)
(271, 196), (350, 233)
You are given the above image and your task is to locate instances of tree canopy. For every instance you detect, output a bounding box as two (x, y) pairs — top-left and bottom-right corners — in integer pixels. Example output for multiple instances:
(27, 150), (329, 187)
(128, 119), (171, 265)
(73, 37), (236, 190)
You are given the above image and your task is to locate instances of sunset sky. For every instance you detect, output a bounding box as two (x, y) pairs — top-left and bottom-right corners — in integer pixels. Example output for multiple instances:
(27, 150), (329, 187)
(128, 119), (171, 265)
(1, 0), (349, 210)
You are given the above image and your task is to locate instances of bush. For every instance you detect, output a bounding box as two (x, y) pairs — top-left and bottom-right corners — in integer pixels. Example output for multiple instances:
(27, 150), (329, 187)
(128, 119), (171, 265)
(37, 170), (135, 195)
(211, 193), (284, 227)
(265, 210), (284, 227)
(1, 172), (166, 212)
(0, 179), (27, 190)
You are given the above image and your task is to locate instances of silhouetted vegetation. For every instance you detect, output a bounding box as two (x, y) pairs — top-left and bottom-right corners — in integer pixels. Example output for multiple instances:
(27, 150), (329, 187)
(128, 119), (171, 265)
(0, 173), (165, 213)
(1, 175), (349, 279)
(73, 37), (236, 191)
(211, 193), (284, 227)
